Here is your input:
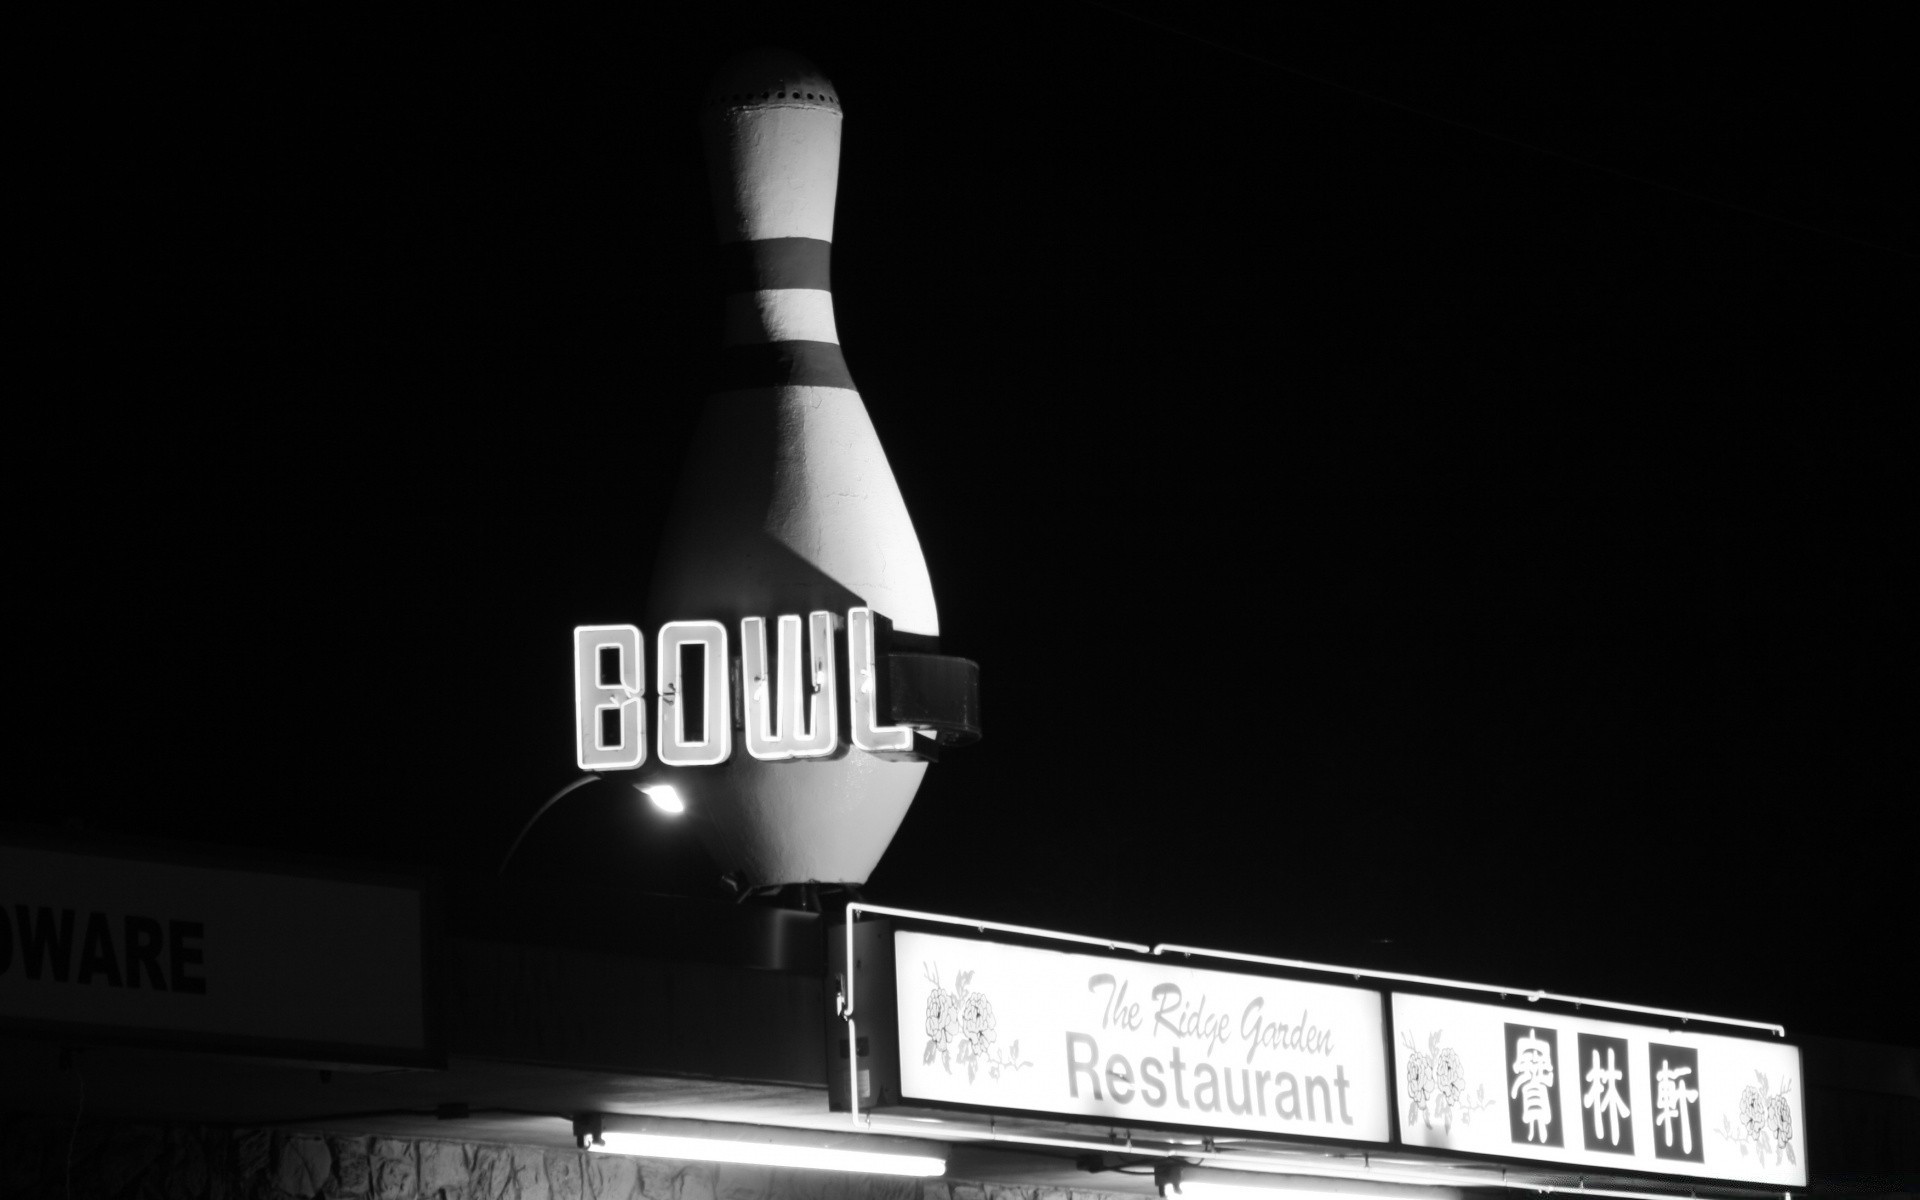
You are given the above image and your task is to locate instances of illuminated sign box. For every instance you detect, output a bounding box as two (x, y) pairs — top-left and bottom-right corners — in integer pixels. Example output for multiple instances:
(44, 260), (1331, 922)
(830, 916), (1811, 1192)
(1390, 992), (1807, 1188)
(832, 922), (1393, 1145)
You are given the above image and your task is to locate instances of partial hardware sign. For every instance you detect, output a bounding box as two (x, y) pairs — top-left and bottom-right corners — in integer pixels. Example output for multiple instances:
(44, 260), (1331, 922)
(0, 837), (437, 1067)
(889, 930), (1392, 1143)
(1391, 993), (1806, 1187)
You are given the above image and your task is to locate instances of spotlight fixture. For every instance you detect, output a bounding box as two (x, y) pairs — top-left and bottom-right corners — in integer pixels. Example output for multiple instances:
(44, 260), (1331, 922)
(639, 784), (685, 814)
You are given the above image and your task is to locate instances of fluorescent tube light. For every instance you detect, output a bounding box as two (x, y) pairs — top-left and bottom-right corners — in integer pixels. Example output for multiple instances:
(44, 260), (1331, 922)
(1174, 1183), (1359, 1200)
(588, 1132), (944, 1177)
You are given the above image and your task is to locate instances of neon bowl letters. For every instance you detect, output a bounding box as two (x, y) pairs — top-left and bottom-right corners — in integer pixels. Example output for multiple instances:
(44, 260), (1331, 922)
(574, 607), (913, 770)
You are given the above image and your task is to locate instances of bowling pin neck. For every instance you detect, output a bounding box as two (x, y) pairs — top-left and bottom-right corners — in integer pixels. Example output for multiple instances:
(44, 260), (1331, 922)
(703, 52), (854, 393)
(703, 79), (843, 245)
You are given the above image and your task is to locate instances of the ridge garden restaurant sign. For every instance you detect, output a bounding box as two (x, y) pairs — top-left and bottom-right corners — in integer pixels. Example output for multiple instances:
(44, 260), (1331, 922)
(893, 929), (1392, 1141)
(837, 917), (1808, 1191)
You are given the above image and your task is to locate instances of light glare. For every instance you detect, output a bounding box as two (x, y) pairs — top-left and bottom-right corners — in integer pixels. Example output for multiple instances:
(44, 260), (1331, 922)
(589, 1132), (943, 1176)
(640, 785), (685, 814)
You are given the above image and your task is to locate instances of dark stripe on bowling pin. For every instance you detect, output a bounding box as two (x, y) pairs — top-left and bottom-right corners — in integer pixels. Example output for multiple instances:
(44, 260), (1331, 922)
(716, 237), (832, 294)
(714, 340), (854, 391)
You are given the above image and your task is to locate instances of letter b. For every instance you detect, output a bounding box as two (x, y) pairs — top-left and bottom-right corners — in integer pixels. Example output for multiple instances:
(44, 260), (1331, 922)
(575, 626), (645, 770)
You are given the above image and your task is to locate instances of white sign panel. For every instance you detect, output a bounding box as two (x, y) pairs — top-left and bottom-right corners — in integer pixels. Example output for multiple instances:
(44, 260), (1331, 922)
(1, 842), (433, 1065)
(1391, 993), (1806, 1187)
(893, 930), (1392, 1143)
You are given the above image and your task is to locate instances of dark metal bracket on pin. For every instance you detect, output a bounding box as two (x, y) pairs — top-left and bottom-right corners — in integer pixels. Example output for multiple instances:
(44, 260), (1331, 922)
(885, 653), (981, 757)
(862, 611), (980, 761)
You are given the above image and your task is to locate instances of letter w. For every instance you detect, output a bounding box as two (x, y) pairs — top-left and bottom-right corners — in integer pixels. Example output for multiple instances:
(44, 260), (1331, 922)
(15, 906), (76, 982)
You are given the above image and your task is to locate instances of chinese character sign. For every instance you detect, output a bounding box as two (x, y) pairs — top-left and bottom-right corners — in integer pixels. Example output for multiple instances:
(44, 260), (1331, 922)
(1578, 1033), (1634, 1155)
(1650, 1042), (1703, 1163)
(1504, 1024), (1564, 1147)
(1392, 994), (1805, 1187)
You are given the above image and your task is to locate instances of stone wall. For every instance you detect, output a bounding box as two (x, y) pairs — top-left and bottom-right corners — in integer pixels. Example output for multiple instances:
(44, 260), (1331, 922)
(0, 1121), (1133, 1200)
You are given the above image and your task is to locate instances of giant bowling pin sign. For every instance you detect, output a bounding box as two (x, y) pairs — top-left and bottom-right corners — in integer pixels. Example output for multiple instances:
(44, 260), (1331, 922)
(618, 49), (974, 888)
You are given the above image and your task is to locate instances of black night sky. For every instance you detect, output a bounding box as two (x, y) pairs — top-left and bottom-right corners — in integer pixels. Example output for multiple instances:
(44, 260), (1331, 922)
(23, 7), (1914, 1046)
